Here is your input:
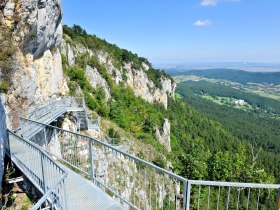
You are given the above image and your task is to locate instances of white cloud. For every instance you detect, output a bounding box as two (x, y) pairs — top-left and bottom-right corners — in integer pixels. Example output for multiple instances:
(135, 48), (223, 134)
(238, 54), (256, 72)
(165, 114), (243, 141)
(194, 19), (212, 27)
(201, 0), (240, 6)
(201, 0), (218, 6)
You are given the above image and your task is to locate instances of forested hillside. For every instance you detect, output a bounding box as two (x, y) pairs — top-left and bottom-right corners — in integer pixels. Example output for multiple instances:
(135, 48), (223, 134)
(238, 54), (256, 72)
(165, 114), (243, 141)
(182, 80), (280, 116)
(62, 25), (275, 184)
(170, 69), (280, 85)
(177, 80), (280, 181)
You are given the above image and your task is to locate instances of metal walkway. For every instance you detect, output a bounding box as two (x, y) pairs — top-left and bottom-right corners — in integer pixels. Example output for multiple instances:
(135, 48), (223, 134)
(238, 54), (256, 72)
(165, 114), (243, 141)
(8, 132), (124, 210)
(7, 97), (124, 210)
(6, 96), (280, 210)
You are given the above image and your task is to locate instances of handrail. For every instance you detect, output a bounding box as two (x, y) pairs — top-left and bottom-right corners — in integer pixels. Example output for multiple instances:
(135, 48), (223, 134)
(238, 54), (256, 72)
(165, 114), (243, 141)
(8, 131), (67, 174)
(185, 180), (280, 210)
(20, 117), (186, 182)
(8, 131), (68, 210)
(6, 98), (60, 131)
(31, 173), (68, 210)
(20, 117), (187, 209)
(188, 180), (280, 189)
(19, 116), (280, 210)
(27, 98), (59, 117)
(9, 96), (280, 210)
(7, 97), (58, 116)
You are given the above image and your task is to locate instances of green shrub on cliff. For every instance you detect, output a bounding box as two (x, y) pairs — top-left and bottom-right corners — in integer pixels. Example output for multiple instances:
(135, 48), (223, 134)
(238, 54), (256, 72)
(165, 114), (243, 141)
(0, 81), (9, 93)
(0, 23), (16, 88)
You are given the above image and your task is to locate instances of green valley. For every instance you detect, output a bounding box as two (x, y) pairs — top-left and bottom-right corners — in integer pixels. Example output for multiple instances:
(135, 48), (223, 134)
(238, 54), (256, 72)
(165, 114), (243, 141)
(177, 79), (280, 182)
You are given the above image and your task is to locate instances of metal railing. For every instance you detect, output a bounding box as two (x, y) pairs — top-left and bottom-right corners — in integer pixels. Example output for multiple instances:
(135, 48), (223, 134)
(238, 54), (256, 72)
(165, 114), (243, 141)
(6, 97), (85, 131)
(7, 109), (31, 131)
(31, 173), (67, 210)
(186, 180), (280, 210)
(20, 117), (187, 210)
(61, 96), (85, 109)
(8, 131), (68, 210)
(86, 114), (101, 129)
(27, 98), (63, 122)
(13, 97), (86, 139)
(6, 98), (59, 131)
(20, 117), (280, 210)
(8, 96), (280, 210)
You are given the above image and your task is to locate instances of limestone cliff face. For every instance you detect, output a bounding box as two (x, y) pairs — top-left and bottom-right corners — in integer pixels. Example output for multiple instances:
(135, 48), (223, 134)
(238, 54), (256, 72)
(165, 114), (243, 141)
(60, 40), (176, 109)
(125, 63), (176, 109)
(154, 119), (171, 152)
(6, 48), (68, 111)
(60, 36), (174, 149)
(1, 0), (68, 112)
(85, 65), (111, 101)
(2, 0), (62, 56)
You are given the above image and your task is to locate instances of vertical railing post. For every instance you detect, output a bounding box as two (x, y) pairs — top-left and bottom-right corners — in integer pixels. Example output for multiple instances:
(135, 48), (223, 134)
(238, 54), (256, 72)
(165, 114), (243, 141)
(43, 127), (48, 150)
(85, 111), (89, 130)
(185, 180), (191, 210)
(54, 128), (58, 156)
(82, 97), (86, 109)
(40, 151), (47, 193)
(89, 139), (95, 182)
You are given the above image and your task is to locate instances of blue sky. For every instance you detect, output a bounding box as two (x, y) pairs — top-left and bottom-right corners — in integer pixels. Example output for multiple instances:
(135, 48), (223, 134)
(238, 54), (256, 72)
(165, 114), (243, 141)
(62, 0), (280, 65)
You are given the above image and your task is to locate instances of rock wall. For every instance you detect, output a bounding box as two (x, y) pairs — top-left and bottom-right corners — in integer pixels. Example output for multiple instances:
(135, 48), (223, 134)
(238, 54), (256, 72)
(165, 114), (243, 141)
(4, 0), (63, 57)
(85, 65), (111, 101)
(155, 119), (171, 152)
(6, 49), (68, 111)
(1, 0), (68, 112)
(60, 40), (176, 109)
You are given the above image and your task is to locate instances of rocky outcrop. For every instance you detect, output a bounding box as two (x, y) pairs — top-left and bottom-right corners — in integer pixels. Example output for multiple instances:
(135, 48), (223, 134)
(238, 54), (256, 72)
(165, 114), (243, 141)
(2, 0), (62, 55)
(61, 40), (176, 108)
(85, 65), (111, 101)
(126, 63), (176, 108)
(155, 119), (171, 152)
(6, 48), (68, 111)
(61, 114), (77, 132)
(124, 64), (175, 109)
(17, 0), (62, 57)
(1, 1), (176, 204)
(1, 0), (68, 112)
(0, 96), (8, 193)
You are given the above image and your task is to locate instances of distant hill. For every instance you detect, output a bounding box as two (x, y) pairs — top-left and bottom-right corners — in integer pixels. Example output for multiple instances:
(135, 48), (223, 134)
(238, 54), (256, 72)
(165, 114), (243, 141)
(169, 69), (280, 85)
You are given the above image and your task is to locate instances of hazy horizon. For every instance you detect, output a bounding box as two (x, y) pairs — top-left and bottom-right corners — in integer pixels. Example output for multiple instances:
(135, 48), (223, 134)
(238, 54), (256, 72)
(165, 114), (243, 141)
(154, 62), (280, 72)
